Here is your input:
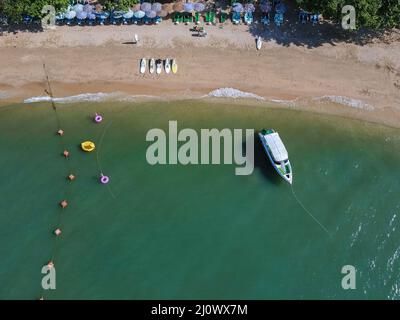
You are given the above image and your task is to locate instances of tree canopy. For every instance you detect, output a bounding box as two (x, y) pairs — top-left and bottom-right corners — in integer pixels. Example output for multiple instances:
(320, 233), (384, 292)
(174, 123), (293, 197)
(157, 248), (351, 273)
(295, 0), (400, 29)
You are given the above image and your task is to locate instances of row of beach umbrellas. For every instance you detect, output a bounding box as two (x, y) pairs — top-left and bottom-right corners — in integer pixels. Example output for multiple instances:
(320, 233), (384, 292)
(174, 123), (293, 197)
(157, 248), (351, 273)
(63, 2), (284, 20)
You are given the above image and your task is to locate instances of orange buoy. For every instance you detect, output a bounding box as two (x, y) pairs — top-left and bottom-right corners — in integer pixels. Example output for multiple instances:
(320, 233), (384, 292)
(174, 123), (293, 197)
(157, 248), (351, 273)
(60, 200), (68, 208)
(68, 174), (76, 181)
(63, 150), (70, 158)
(57, 129), (64, 136)
(54, 228), (62, 236)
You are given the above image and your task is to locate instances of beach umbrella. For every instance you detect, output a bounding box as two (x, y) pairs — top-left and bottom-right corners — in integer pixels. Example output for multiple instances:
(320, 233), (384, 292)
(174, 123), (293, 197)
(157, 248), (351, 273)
(244, 3), (255, 12)
(162, 3), (174, 14)
(73, 4), (84, 13)
(95, 4), (103, 13)
(145, 10), (157, 18)
(65, 10), (76, 19)
(157, 10), (168, 18)
(134, 10), (145, 19)
(140, 2), (152, 12)
(84, 4), (93, 13)
(275, 3), (287, 14)
(194, 3), (205, 12)
(260, 3), (272, 13)
(183, 2), (194, 12)
(123, 10), (134, 19)
(88, 13), (96, 20)
(132, 4), (141, 12)
(76, 11), (87, 20)
(173, 2), (184, 12)
(151, 3), (162, 13)
(232, 3), (243, 13)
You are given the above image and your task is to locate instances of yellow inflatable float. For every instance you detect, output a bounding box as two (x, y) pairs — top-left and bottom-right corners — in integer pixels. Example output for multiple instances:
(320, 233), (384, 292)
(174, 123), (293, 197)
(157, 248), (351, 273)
(81, 141), (96, 152)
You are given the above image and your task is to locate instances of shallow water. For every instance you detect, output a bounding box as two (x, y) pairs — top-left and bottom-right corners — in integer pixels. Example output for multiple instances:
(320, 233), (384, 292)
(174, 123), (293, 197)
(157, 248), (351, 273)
(0, 100), (399, 299)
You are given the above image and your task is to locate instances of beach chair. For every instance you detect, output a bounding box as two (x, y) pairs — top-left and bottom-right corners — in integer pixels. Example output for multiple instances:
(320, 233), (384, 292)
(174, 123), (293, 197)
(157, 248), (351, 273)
(274, 12), (283, 26)
(183, 13), (193, 25)
(205, 11), (216, 25)
(194, 12), (200, 24)
(110, 12), (123, 25)
(143, 16), (152, 24)
(244, 12), (253, 25)
(95, 12), (108, 25)
(261, 14), (270, 26)
(311, 13), (319, 26)
(55, 13), (65, 26)
(232, 12), (241, 25)
(173, 12), (183, 24)
(155, 16), (162, 25)
(220, 12), (228, 24)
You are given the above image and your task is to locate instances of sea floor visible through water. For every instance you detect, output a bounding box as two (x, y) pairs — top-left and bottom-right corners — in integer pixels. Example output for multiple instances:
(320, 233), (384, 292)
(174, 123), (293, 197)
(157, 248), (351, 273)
(0, 99), (399, 299)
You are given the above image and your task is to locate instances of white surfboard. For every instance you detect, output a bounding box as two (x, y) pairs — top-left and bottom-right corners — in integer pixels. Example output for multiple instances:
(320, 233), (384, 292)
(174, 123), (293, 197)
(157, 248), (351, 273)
(149, 58), (155, 74)
(156, 60), (162, 75)
(140, 58), (146, 74)
(256, 37), (262, 50)
(164, 59), (171, 74)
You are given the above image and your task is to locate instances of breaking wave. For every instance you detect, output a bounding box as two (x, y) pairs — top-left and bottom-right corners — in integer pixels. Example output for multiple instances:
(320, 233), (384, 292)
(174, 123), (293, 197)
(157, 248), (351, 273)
(206, 88), (265, 100)
(314, 95), (375, 110)
(23, 92), (160, 104)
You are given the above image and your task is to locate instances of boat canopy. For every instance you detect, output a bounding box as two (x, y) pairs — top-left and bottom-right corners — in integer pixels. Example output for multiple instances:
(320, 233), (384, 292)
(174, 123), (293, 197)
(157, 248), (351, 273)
(265, 132), (288, 162)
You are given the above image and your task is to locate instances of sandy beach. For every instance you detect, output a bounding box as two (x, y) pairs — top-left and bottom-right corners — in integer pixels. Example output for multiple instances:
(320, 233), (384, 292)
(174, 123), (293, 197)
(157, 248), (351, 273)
(1, 21), (400, 127)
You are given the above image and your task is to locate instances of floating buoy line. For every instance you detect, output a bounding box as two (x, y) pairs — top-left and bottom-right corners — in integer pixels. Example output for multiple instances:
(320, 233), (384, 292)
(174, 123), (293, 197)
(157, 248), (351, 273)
(39, 64), (114, 299)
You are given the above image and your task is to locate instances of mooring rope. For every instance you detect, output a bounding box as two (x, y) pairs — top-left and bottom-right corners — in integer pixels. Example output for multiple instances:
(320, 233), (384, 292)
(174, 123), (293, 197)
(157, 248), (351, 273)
(39, 63), (75, 299)
(290, 184), (332, 238)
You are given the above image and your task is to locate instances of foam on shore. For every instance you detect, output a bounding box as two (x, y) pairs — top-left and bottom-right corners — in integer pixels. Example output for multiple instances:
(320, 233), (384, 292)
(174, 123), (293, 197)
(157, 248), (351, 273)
(23, 92), (163, 104)
(315, 95), (375, 111)
(206, 88), (265, 100)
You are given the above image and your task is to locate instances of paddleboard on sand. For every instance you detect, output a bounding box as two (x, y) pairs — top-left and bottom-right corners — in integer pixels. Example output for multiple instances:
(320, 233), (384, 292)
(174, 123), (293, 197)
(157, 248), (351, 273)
(256, 36), (262, 50)
(171, 59), (178, 74)
(140, 58), (146, 74)
(156, 59), (162, 75)
(149, 58), (155, 74)
(164, 59), (171, 74)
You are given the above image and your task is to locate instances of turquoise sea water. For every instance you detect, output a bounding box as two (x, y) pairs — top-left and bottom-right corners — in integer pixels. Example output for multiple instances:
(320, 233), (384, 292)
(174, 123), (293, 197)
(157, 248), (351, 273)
(0, 99), (399, 299)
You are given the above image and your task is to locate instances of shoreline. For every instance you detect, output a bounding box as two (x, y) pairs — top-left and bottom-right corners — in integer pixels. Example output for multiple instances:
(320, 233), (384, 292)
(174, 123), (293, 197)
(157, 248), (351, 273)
(1, 24), (399, 128)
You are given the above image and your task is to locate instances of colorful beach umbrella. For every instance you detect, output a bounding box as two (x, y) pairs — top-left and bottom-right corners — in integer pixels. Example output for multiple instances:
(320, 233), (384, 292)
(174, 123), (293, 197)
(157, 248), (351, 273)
(140, 2), (152, 12)
(88, 13), (96, 20)
(95, 4), (103, 13)
(194, 3), (205, 12)
(132, 4), (141, 12)
(260, 2), (272, 13)
(84, 4), (93, 13)
(173, 2), (184, 12)
(245, 4), (255, 12)
(151, 3), (162, 13)
(275, 3), (287, 14)
(134, 10), (145, 19)
(123, 10), (134, 19)
(76, 11), (87, 20)
(232, 3), (244, 13)
(73, 4), (84, 13)
(162, 3), (174, 14)
(145, 10), (157, 18)
(183, 2), (194, 12)
(65, 10), (76, 19)
(157, 10), (168, 18)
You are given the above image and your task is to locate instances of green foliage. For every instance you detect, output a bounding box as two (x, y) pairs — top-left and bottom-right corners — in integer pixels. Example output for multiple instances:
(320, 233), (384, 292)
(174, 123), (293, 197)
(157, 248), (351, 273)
(295, 0), (400, 29)
(103, 0), (139, 11)
(1, 0), (69, 22)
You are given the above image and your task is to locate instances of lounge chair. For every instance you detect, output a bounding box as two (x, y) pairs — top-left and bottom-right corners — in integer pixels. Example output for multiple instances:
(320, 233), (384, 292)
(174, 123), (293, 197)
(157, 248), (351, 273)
(244, 11), (253, 25)
(261, 14), (270, 26)
(205, 11), (215, 25)
(194, 12), (200, 24)
(232, 12), (241, 25)
(220, 12), (228, 23)
(274, 12), (283, 26)
(173, 12), (183, 24)
(183, 12), (193, 24)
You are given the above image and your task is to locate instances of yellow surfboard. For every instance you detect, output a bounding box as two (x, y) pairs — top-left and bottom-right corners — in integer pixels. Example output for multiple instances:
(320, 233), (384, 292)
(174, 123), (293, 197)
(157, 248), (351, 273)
(172, 59), (178, 74)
